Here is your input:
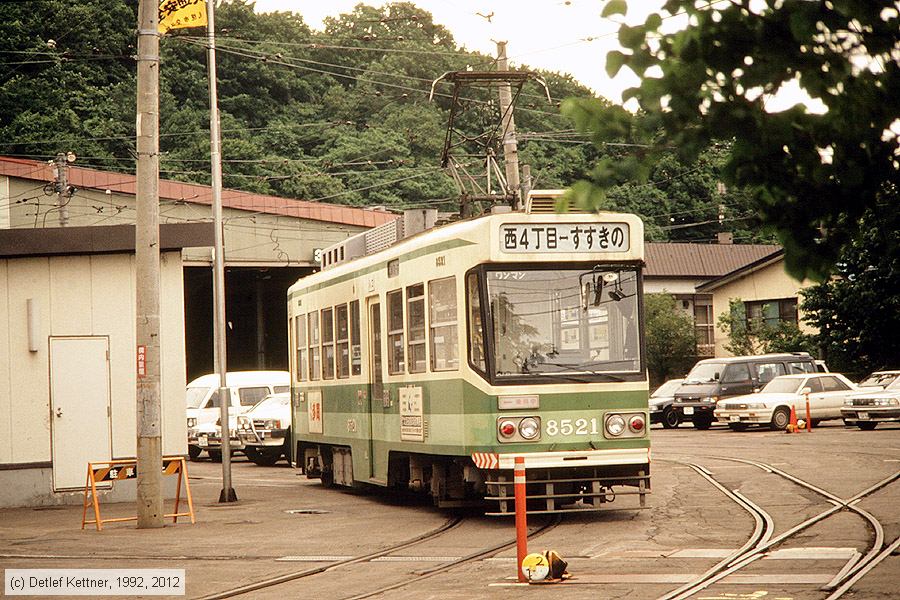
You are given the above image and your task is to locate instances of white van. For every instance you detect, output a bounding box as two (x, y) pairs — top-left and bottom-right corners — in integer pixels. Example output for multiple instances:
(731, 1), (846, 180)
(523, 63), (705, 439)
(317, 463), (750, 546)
(185, 371), (289, 460)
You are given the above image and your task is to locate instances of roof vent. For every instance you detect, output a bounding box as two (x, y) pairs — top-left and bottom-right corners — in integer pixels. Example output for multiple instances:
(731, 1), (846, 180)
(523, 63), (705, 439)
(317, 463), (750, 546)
(525, 189), (592, 214)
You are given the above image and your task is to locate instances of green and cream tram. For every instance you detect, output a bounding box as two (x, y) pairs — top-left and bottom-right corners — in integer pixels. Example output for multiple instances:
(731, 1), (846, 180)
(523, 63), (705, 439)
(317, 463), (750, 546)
(287, 191), (650, 514)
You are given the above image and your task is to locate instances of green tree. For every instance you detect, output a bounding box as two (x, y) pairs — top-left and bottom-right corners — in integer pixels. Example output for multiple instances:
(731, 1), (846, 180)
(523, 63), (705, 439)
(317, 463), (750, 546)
(801, 209), (900, 377)
(717, 299), (817, 357)
(644, 293), (697, 385)
(564, 1), (900, 280)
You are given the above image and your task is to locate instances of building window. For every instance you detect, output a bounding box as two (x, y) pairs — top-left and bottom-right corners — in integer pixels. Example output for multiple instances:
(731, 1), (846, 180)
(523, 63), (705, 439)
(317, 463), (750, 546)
(693, 296), (714, 357)
(745, 298), (798, 328)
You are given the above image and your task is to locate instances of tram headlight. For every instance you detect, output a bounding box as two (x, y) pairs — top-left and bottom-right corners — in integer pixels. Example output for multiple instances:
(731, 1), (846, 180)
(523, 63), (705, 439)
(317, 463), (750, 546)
(518, 417), (540, 440)
(606, 415), (626, 437)
(628, 415), (645, 433)
(499, 420), (517, 438)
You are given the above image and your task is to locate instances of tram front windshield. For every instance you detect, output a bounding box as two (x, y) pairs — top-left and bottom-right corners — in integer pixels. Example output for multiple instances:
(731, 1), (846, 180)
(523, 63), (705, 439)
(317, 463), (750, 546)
(482, 266), (641, 379)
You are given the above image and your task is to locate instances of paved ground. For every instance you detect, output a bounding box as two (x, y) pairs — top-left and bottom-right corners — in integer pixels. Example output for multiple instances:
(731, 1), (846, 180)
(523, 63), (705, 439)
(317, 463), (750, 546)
(2, 421), (899, 599)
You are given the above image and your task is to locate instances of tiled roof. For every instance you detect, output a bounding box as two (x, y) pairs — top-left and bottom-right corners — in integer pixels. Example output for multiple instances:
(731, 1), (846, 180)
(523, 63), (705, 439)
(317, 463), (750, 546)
(645, 242), (781, 278)
(0, 156), (397, 228)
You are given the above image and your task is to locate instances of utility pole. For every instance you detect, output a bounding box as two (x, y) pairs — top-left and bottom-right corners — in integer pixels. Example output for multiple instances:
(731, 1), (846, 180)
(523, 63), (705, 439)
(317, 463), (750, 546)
(521, 164), (532, 207)
(53, 152), (69, 226)
(135, 0), (163, 528)
(496, 41), (521, 209)
(206, 0), (236, 503)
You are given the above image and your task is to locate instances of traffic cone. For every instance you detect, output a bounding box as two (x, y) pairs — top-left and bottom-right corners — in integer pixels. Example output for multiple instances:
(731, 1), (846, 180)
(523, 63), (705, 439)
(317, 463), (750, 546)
(787, 405), (799, 433)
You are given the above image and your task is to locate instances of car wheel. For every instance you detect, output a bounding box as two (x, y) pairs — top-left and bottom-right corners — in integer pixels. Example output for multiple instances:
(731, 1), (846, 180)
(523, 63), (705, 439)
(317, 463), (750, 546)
(693, 415), (712, 430)
(728, 423), (748, 432)
(770, 407), (791, 431)
(208, 450), (222, 462)
(245, 446), (281, 467)
(661, 407), (680, 429)
(188, 445), (202, 461)
(857, 422), (878, 431)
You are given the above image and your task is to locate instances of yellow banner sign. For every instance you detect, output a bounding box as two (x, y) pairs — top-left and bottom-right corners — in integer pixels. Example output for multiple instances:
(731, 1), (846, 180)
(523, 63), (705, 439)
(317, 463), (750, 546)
(159, 0), (207, 33)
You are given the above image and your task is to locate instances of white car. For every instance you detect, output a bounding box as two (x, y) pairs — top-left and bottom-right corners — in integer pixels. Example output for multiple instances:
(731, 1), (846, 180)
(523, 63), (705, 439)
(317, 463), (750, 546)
(185, 371), (289, 460)
(237, 392), (292, 466)
(714, 373), (857, 431)
(842, 373), (900, 430)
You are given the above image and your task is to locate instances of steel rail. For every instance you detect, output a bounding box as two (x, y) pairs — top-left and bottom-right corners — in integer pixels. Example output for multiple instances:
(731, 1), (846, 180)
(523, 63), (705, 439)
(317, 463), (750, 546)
(656, 460), (773, 600)
(344, 514), (563, 600)
(195, 517), (464, 600)
(710, 456), (898, 594)
(656, 455), (899, 600)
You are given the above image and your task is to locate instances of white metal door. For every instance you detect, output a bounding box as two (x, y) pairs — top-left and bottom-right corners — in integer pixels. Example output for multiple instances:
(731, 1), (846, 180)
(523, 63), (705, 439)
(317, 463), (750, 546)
(50, 337), (112, 490)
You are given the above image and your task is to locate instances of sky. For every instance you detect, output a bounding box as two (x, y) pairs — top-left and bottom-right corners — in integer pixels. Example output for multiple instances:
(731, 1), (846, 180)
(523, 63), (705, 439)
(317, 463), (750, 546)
(251, 0), (668, 104)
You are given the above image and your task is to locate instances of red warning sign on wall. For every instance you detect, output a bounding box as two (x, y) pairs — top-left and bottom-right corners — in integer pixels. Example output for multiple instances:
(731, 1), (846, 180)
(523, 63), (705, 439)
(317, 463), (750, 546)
(137, 345), (147, 378)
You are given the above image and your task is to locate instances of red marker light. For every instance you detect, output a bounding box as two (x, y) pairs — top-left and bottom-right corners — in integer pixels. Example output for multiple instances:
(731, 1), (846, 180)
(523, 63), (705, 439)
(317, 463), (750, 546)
(499, 420), (517, 437)
(629, 415), (645, 433)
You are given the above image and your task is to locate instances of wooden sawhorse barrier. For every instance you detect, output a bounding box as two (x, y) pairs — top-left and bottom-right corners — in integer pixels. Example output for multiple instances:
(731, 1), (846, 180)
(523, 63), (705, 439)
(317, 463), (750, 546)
(81, 456), (195, 531)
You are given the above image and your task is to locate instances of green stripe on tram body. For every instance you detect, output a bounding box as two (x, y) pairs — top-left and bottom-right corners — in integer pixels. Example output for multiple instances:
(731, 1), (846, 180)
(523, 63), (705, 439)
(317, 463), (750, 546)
(293, 379), (649, 484)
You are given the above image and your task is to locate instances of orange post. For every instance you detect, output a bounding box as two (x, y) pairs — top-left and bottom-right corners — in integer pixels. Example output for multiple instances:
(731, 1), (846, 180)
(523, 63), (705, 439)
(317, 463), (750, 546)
(805, 393), (812, 432)
(514, 456), (528, 583)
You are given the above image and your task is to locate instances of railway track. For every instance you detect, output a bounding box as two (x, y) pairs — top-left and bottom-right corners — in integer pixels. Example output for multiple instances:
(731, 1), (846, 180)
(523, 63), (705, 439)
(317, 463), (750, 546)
(196, 514), (561, 600)
(657, 455), (900, 600)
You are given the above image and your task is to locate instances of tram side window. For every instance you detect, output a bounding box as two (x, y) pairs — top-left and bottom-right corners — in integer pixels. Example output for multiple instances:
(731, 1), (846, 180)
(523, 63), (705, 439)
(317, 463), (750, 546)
(387, 289), (405, 374)
(322, 307), (335, 379)
(430, 276), (458, 371)
(407, 284), (426, 373)
(466, 273), (485, 371)
(336, 304), (350, 378)
(295, 314), (307, 382)
(350, 300), (361, 376)
(308, 312), (321, 380)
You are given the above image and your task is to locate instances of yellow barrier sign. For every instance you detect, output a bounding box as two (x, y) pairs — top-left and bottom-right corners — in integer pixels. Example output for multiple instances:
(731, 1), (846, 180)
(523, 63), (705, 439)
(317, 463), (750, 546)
(81, 457), (195, 531)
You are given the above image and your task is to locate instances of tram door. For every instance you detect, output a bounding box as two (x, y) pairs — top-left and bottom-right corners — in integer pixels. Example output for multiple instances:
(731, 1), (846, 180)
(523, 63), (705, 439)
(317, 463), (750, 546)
(366, 298), (382, 479)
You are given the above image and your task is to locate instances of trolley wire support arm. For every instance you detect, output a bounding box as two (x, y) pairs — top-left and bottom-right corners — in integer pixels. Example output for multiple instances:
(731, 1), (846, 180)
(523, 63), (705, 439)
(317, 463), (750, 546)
(429, 70), (550, 212)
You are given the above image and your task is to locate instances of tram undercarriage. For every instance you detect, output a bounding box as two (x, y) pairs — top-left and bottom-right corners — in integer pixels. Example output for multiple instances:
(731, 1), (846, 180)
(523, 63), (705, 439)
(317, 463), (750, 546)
(299, 443), (649, 515)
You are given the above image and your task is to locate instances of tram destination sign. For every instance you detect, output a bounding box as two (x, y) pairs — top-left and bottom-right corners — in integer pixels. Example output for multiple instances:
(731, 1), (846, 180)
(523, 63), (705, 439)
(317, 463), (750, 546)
(500, 222), (630, 253)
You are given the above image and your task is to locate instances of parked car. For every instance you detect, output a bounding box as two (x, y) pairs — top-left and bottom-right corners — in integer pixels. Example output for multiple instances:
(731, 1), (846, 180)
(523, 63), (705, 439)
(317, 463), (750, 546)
(714, 373), (857, 431)
(856, 370), (900, 390)
(237, 392), (292, 466)
(193, 418), (244, 462)
(186, 371), (289, 460)
(673, 353), (819, 429)
(842, 373), (900, 430)
(650, 379), (684, 429)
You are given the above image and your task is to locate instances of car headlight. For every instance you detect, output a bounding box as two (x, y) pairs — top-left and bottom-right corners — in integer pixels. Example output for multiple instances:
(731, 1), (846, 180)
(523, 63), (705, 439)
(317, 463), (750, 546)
(703, 396), (719, 403)
(187, 417), (197, 428)
(875, 398), (899, 406)
(263, 419), (282, 429)
(518, 417), (540, 440)
(844, 399), (853, 406)
(606, 415), (626, 436)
